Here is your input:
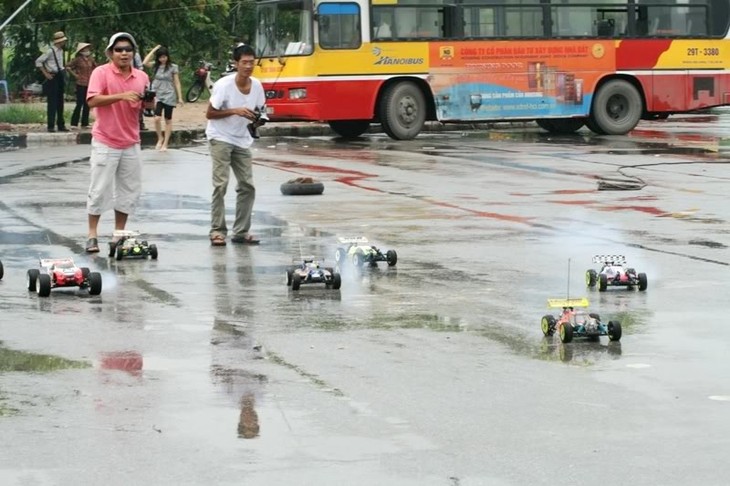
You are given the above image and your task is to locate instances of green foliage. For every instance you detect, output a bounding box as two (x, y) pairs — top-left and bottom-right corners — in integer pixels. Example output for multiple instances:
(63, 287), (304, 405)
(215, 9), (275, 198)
(0, 104), (47, 123)
(1, 1), (258, 95)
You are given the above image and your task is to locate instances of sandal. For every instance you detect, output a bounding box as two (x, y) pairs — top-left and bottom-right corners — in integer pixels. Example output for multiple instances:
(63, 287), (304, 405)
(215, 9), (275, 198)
(231, 235), (260, 245)
(86, 237), (100, 253)
(210, 235), (227, 247)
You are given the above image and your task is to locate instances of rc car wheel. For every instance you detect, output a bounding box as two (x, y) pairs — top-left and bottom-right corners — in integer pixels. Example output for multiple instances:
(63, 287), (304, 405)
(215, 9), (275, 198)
(541, 315), (556, 337)
(0, 260), (4, 280)
(386, 250), (398, 266)
(37, 274), (52, 297)
(149, 244), (159, 260)
(291, 273), (301, 291)
(586, 269), (597, 287)
(27, 269), (40, 291)
(108, 241), (116, 258)
(353, 249), (365, 267)
(637, 272), (648, 291)
(286, 268), (294, 286)
(332, 273), (342, 290)
(598, 273), (608, 292)
(335, 248), (347, 264)
(116, 244), (124, 261)
(88, 272), (102, 295)
(559, 323), (574, 343)
(607, 320), (622, 341)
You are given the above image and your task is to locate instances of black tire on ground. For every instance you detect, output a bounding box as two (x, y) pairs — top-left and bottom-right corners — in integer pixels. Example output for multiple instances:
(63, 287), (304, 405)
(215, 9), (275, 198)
(541, 315), (556, 337)
(537, 118), (584, 133)
(386, 250), (397, 266)
(291, 273), (301, 291)
(559, 323), (574, 343)
(584, 116), (607, 135)
(280, 181), (325, 196)
(286, 269), (293, 286)
(599, 273), (608, 292)
(116, 244), (124, 261)
(608, 320), (622, 341)
(586, 269), (597, 287)
(37, 274), (52, 297)
(328, 120), (371, 139)
(535, 119), (556, 131)
(335, 248), (347, 264)
(108, 241), (116, 258)
(186, 82), (203, 103)
(27, 269), (40, 291)
(332, 273), (342, 290)
(149, 244), (159, 260)
(353, 249), (365, 267)
(591, 79), (643, 135)
(88, 272), (102, 295)
(379, 81), (426, 140)
(0, 260), (3, 280)
(638, 273), (648, 291)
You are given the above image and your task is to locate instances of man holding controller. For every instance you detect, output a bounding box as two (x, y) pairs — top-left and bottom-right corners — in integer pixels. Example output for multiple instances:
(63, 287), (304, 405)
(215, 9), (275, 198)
(84, 32), (150, 253)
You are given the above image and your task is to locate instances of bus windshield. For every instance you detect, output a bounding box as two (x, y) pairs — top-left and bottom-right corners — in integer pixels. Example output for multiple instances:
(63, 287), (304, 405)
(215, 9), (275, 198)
(256, 0), (314, 57)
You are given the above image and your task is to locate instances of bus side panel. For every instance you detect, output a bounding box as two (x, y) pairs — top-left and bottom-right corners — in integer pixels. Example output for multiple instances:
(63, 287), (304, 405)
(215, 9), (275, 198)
(618, 39), (730, 111)
(313, 78), (381, 120)
(427, 40), (615, 122)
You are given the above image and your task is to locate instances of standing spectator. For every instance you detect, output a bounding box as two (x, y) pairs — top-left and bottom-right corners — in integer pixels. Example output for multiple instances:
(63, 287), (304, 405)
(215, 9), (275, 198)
(133, 51), (147, 130)
(65, 42), (97, 129)
(84, 32), (150, 253)
(142, 45), (184, 151)
(206, 44), (266, 246)
(35, 31), (68, 132)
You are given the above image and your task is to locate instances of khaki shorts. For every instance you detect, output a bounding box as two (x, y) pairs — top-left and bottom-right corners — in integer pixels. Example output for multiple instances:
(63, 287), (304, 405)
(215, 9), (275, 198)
(87, 139), (142, 215)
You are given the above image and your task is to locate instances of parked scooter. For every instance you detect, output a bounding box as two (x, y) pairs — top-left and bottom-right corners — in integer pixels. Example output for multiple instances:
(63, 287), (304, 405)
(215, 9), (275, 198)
(185, 60), (236, 102)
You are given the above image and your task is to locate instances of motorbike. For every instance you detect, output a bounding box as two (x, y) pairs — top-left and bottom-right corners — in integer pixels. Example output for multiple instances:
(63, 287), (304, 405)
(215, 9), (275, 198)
(185, 60), (236, 103)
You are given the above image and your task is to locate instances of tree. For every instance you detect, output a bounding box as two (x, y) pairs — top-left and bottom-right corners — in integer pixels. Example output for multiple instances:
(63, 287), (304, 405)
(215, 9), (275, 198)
(1, 1), (257, 95)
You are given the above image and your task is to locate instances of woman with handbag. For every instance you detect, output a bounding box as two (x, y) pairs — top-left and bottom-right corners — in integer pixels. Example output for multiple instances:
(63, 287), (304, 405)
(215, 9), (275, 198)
(142, 45), (184, 151)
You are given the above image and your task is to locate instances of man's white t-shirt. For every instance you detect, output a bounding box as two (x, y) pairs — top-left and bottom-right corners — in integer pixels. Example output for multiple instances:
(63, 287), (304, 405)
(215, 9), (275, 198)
(205, 75), (266, 149)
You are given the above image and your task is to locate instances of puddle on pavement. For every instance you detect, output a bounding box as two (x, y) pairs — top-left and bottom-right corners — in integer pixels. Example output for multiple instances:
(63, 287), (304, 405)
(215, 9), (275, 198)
(0, 342), (91, 373)
(0, 342), (91, 416)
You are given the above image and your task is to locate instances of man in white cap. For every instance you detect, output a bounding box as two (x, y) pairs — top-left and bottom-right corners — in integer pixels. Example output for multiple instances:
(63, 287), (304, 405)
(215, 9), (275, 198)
(83, 32), (150, 253)
(35, 31), (68, 132)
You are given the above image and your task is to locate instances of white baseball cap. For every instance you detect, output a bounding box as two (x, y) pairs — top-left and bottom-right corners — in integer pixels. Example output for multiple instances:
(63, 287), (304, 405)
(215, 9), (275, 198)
(105, 32), (138, 51)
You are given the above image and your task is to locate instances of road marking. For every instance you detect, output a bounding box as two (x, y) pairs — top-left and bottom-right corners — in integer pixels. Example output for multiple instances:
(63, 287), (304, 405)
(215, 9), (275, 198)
(708, 395), (730, 402)
(626, 363), (652, 369)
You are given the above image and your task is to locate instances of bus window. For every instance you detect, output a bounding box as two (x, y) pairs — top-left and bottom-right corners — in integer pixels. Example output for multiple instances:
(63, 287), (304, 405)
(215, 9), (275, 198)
(372, 7), (394, 40)
(551, 5), (629, 37)
(393, 6), (445, 39)
(255, 2), (313, 58)
(635, 0), (710, 36)
(318, 3), (361, 49)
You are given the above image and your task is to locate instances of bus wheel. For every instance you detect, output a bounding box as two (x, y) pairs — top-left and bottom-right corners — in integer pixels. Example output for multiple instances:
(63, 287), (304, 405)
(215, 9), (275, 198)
(585, 116), (606, 135)
(591, 79), (642, 135)
(379, 82), (426, 140)
(328, 120), (371, 139)
(537, 118), (584, 134)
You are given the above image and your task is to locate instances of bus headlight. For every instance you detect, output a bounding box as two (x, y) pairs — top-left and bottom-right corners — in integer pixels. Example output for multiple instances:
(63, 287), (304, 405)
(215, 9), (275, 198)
(289, 88), (307, 100)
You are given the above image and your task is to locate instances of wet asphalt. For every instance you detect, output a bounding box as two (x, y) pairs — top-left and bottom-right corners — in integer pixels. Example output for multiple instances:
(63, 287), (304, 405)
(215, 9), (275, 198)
(1, 114), (729, 485)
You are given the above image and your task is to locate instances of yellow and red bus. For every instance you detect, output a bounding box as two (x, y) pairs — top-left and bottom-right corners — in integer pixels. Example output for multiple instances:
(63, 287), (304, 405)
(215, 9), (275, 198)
(253, 0), (730, 139)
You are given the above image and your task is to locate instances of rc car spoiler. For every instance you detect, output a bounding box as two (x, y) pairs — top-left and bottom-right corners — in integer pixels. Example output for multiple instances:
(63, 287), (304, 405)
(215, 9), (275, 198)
(547, 297), (590, 308)
(112, 229), (142, 238)
(592, 254), (626, 264)
(337, 236), (369, 244)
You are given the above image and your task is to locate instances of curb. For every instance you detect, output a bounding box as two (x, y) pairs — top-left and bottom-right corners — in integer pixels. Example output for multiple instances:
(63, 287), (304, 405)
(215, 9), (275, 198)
(1, 120), (534, 150)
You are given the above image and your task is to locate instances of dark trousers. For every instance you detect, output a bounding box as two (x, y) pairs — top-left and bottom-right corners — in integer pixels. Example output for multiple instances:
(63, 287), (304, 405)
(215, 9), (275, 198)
(46, 74), (66, 130)
(71, 84), (90, 127)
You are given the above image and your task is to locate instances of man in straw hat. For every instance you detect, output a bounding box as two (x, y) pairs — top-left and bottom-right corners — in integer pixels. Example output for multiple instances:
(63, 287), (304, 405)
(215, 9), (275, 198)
(66, 42), (97, 129)
(83, 32), (149, 253)
(35, 31), (68, 132)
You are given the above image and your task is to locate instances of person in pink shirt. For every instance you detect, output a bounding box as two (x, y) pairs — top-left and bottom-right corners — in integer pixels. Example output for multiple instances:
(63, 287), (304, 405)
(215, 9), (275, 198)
(84, 32), (150, 253)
